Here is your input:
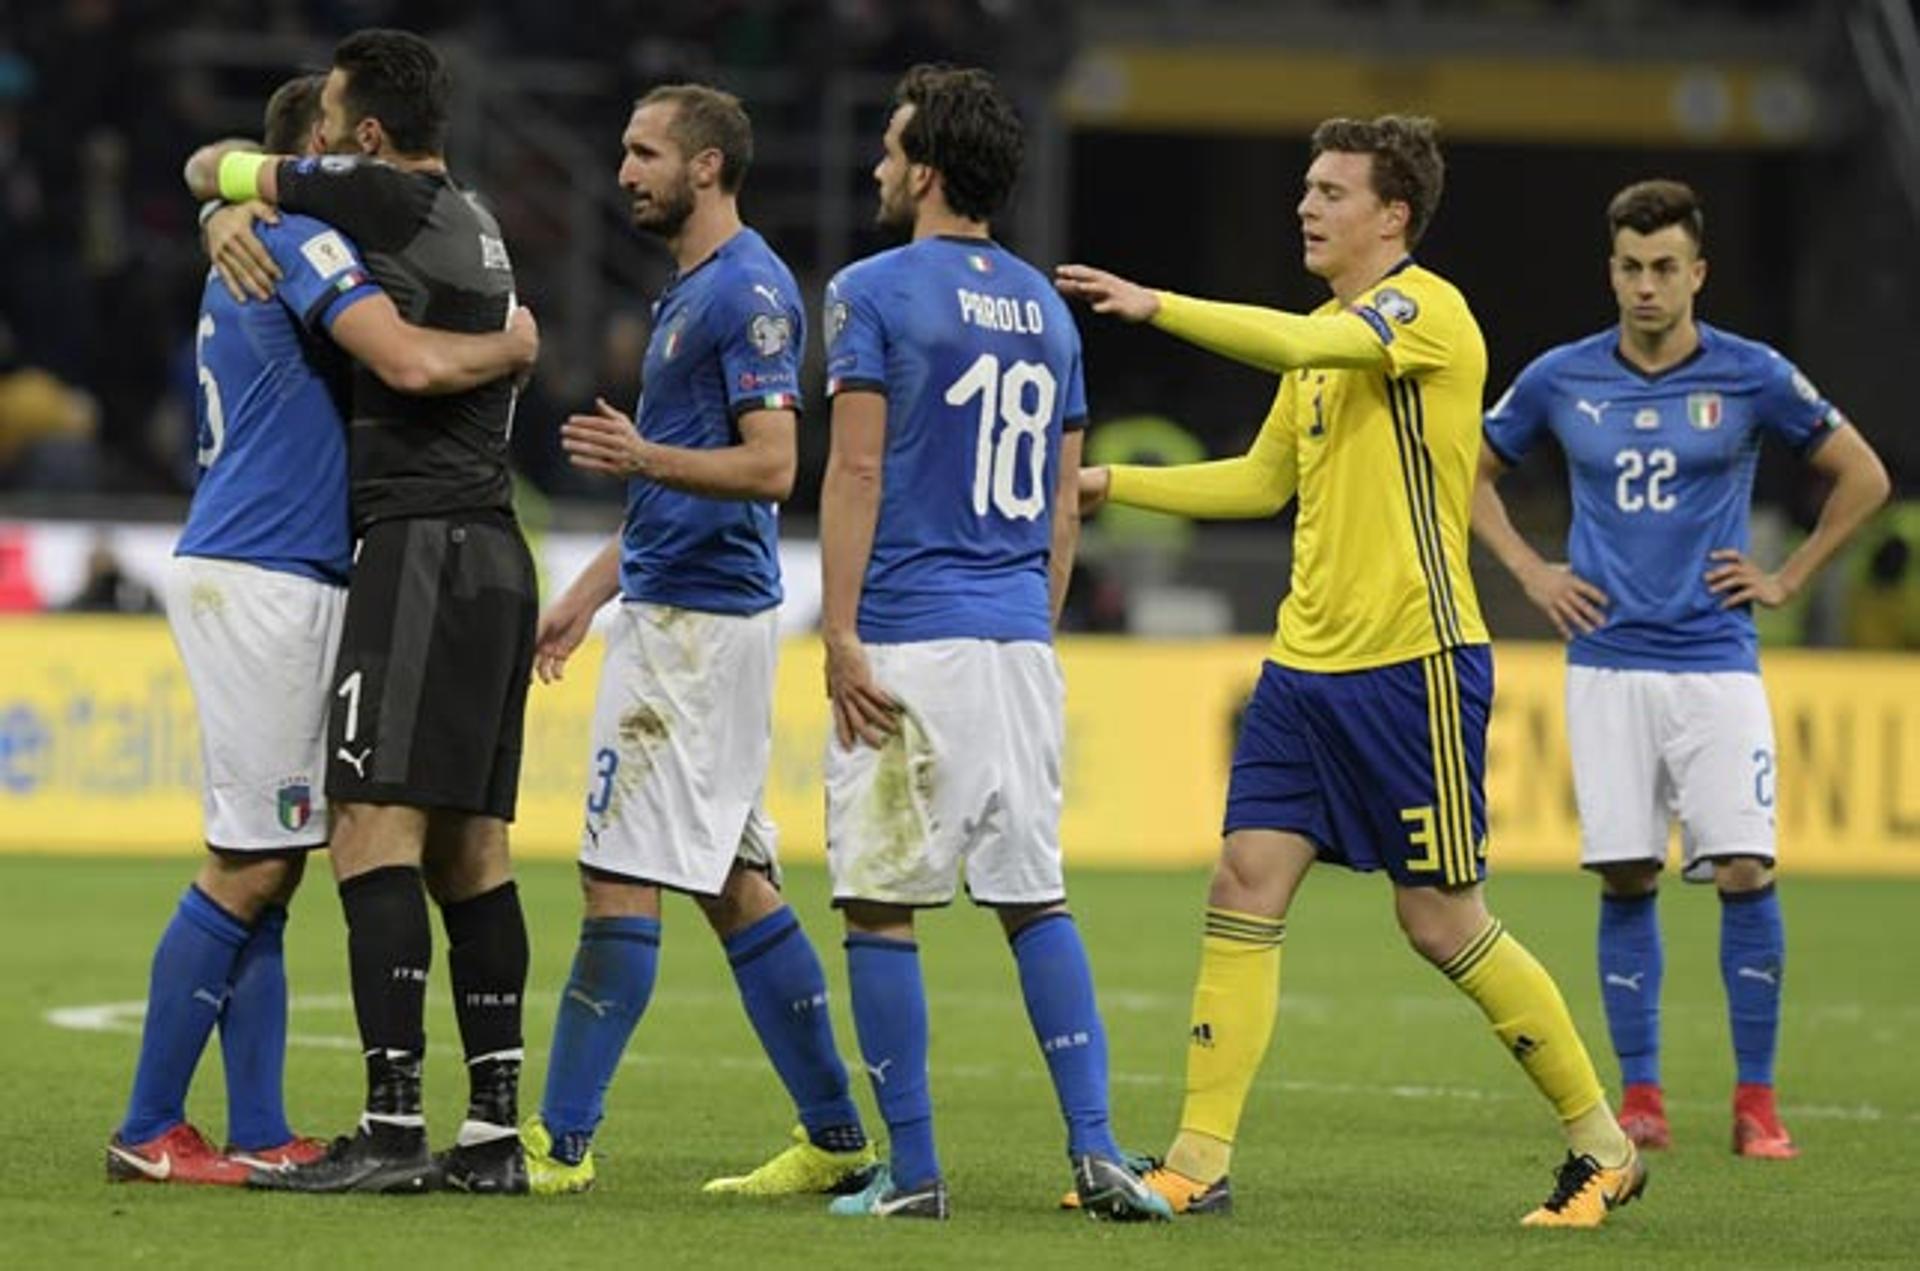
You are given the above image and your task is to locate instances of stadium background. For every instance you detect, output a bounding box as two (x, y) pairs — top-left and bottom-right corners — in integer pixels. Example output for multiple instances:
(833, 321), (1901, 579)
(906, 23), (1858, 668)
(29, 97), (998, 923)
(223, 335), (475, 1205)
(2, 4), (1918, 1264)
(2, 0), (1915, 870)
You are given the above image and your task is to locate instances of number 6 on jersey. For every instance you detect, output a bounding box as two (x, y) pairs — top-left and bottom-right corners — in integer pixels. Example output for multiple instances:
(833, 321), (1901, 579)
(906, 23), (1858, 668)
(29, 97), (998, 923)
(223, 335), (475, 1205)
(948, 352), (1057, 521)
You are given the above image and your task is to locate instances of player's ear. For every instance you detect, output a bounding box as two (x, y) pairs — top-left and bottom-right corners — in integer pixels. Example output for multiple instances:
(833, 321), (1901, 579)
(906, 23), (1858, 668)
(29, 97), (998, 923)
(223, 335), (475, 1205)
(1690, 255), (1708, 294)
(910, 162), (937, 203)
(690, 146), (723, 191)
(356, 116), (383, 157)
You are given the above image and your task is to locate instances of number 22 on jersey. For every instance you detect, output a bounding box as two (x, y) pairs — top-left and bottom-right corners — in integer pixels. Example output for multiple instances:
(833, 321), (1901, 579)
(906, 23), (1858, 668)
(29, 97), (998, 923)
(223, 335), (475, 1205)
(946, 351), (1057, 521)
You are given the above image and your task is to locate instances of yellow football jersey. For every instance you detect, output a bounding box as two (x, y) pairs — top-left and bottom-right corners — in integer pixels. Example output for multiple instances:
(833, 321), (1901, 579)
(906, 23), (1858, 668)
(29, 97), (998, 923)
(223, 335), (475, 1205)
(1271, 263), (1489, 670)
(1110, 262), (1490, 671)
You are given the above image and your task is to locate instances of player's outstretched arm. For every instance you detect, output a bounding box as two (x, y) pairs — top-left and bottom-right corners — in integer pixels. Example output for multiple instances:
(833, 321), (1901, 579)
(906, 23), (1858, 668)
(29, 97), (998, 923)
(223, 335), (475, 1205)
(1050, 430), (1085, 627)
(183, 138), (263, 202)
(1705, 424), (1892, 609)
(559, 401), (794, 500)
(820, 390), (902, 749)
(1100, 384), (1300, 521)
(1056, 263), (1386, 374)
(534, 537), (621, 684)
(1472, 446), (1607, 639)
(329, 299), (539, 396)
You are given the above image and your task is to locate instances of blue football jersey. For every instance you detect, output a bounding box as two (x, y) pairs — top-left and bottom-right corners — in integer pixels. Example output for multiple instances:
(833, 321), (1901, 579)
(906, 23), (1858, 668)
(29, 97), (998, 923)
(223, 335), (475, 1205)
(824, 236), (1088, 643)
(620, 228), (803, 614)
(1483, 323), (1846, 671)
(176, 213), (378, 583)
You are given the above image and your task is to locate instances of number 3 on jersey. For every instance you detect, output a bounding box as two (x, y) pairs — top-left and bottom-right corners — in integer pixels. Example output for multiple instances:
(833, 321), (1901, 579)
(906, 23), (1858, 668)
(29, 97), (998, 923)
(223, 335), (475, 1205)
(947, 352), (1057, 521)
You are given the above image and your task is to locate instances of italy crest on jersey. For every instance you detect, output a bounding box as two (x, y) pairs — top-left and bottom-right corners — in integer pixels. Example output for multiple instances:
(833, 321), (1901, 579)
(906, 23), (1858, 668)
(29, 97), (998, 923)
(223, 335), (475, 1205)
(1687, 392), (1724, 430)
(276, 781), (313, 832)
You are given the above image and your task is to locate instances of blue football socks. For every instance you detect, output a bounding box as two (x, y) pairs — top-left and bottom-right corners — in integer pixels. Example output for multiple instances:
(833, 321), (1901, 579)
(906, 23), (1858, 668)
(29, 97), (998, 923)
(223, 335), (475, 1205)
(1597, 890), (1663, 1087)
(725, 907), (865, 1151)
(1010, 913), (1121, 1160)
(540, 915), (660, 1159)
(219, 902), (293, 1150)
(846, 933), (939, 1189)
(1720, 884), (1785, 1086)
(119, 886), (251, 1144)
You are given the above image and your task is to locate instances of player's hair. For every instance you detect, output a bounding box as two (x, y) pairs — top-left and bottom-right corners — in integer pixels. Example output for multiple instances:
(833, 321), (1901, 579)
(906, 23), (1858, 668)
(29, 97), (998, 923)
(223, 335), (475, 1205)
(634, 83), (754, 194)
(891, 64), (1024, 223)
(332, 28), (450, 156)
(262, 73), (325, 156)
(1608, 179), (1705, 252)
(1309, 115), (1445, 246)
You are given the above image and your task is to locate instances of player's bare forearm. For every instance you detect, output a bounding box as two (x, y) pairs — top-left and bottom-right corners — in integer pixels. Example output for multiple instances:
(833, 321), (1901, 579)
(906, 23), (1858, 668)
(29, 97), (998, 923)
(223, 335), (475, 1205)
(1776, 426), (1892, 597)
(1470, 450), (1550, 581)
(635, 410), (795, 501)
(183, 138), (257, 201)
(1049, 431), (1085, 626)
(564, 537), (623, 612)
(331, 298), (537, 396)
(406, 328), (534, 395)
(820, 451), (882, 643)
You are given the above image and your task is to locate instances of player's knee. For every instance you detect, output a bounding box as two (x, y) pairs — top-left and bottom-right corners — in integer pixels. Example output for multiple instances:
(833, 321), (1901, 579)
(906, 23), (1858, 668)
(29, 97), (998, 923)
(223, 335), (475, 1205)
(696, 865), (781, 936)
(1596, 861), (1661, 898)
(1713, 855), (1773, 894)
(197, 850), (302, 922)
(579, 866), (659, 919)
(1395, 884), (1490, 966)
(841, 899), (914, 941)
(997, 901), (1067, 941)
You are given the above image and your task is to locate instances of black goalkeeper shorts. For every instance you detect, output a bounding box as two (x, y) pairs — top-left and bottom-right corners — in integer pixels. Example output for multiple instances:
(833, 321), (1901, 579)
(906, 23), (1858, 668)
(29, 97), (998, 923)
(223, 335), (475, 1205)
(325, 512), (537, 820)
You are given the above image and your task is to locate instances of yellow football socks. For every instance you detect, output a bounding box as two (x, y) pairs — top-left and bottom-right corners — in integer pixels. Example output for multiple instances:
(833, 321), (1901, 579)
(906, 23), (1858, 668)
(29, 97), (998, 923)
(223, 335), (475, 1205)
(1441, 918), (1630, 1166)
(1165, 907), (1286, 1184)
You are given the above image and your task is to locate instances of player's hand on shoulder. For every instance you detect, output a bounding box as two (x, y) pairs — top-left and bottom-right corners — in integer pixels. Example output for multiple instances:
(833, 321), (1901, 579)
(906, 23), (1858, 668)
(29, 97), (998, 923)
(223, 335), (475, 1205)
(1705, 548), (1790, 610)
(562, 397), (646, 478)
(1077, 465), (1112, 516)
(824, 630), (901, 750)
(1054, 264), (1160, 323)
(1519, 560), (1608, 640)
(206, 201), (282, 303)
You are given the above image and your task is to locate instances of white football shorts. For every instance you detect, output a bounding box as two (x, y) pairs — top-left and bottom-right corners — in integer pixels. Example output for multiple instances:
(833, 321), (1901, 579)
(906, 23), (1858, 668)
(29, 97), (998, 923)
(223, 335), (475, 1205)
(164, 554), (346, 850)
(826, 638), (1066, 908)
(578, 601), (780, 895)
(1566, 665), (1778, 881)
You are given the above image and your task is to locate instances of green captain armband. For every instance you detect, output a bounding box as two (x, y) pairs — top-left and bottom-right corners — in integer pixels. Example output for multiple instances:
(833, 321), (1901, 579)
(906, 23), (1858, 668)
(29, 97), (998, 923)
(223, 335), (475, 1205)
(217, 151), (272, 203)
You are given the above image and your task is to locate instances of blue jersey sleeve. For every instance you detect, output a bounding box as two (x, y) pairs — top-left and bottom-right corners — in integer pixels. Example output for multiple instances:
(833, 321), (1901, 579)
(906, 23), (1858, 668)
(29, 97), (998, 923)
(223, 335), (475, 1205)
(824, 266), (888, 396)
(1482, 353), (1556, 466)
(710, 263), (804, 417)
(263, 215), (380, 333)
(1062, 330), (1089, 432)
(1752, 349), (1845, 455)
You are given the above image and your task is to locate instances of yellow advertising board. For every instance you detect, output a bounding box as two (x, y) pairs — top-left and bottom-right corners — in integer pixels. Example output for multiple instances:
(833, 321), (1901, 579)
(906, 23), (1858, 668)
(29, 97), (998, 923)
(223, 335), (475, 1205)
(2, 617), (1916, 875)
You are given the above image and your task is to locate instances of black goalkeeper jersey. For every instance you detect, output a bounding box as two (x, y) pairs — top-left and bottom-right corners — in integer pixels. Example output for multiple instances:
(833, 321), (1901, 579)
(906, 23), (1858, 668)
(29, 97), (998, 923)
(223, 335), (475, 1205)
(274, 155), (519, 532)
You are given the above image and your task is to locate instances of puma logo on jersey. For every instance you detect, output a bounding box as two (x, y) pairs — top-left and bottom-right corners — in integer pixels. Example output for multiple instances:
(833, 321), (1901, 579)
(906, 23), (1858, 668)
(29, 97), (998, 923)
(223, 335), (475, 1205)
(1604, 972), (1645, 993)
(336, 746), (373, 779)
(1737, 965), (1780, 986)
(752, 283), (784, 309)
(867, 1058), (894, 1085)
(1576, 399), (1608, 426)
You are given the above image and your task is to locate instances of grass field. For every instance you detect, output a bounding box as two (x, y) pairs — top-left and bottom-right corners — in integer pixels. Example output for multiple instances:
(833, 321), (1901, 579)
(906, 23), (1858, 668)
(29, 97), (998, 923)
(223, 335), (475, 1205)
(4, 857), (1916, 1268)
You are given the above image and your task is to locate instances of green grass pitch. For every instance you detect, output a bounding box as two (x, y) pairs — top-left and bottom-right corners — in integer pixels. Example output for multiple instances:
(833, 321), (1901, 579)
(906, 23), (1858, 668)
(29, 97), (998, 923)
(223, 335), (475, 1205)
(3, 857), (1915, 1268)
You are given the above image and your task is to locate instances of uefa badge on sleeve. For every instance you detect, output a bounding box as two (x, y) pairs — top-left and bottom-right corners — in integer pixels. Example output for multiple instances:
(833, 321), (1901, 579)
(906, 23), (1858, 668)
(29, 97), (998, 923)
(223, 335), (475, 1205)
(1687, 392), (1724, 431)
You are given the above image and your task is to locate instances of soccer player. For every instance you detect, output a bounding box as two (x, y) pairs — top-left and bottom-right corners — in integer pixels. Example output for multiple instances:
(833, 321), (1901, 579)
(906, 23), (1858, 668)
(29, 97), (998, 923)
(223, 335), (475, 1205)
(109, 73), (538, 1187)
(189, 30), (543, 1193)
(516, 84), (876, 1199)
(1473, 179), (1890, 1158)
(1057, 116), (1644, 1228)
(818, 64), (1169, 1223)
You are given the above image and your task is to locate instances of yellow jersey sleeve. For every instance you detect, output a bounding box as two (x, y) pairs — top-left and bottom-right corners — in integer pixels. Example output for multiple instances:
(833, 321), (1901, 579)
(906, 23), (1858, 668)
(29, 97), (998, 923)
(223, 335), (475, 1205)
(1151, 291), (1387, 374)
(1346, 270), (1464, 379)
(1106, 378), (1299, 519)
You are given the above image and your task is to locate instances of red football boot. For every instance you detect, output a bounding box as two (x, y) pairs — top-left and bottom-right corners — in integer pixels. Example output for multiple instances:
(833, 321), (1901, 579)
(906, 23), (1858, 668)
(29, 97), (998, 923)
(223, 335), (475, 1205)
(106, 1123), (251, 1185)
(227, 1135), (331, 1173)
(1618, 1083), (1671, 1150)
(1733, 1083), (1799, 1159)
